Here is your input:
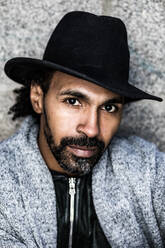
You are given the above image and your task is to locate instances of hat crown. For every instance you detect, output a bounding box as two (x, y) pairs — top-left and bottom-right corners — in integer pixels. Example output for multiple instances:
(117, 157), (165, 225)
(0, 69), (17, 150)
(43, 11), (130, 84)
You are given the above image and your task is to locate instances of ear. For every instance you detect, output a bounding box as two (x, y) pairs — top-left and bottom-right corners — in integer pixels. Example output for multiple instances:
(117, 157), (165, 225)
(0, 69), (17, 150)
(30, 83), (44, 114)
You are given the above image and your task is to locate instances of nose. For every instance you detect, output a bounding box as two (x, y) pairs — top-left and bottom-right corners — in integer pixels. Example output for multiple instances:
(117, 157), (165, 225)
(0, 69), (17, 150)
(76, 109), (100, 138)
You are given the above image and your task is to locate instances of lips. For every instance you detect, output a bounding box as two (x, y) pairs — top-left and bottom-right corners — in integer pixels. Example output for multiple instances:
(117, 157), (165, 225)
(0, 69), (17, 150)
(67, 145), (97, 158)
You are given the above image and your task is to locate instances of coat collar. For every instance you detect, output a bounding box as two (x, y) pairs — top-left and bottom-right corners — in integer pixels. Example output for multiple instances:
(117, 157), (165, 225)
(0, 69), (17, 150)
(15, 117), (57, 247)
(92, 136), (153, 246)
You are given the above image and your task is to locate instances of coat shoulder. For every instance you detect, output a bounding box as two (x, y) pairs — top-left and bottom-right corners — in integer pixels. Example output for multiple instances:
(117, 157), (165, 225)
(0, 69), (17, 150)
(0, 129), (25, 198)
(111, 134), (163, 158)
(112, 134), (156, 152)
(0, 130), (21, 168)
(109, 135), (165, 175)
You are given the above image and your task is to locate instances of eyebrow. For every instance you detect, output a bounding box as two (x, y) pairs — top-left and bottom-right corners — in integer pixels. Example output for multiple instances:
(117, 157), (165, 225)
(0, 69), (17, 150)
(59, 89), (124, 104)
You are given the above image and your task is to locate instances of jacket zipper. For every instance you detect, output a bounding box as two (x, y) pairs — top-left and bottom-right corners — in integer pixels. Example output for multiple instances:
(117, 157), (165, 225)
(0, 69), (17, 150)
(68, 177), (76, 248)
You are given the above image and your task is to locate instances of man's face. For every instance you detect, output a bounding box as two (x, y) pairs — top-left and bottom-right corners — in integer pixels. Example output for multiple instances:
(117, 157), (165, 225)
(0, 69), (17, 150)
(32, 71), (123, 176)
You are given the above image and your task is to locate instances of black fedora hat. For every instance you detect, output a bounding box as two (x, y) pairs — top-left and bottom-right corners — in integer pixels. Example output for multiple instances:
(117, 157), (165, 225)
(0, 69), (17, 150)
(4, 11), (162, 103)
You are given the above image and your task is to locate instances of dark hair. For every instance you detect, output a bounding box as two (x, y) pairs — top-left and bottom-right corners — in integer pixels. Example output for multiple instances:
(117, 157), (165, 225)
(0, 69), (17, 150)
(8, 69), (54, 122)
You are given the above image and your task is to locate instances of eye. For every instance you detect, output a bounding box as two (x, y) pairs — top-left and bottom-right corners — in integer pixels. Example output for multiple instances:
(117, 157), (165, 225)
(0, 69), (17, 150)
(65, 98), (80, 106)
(102, 104), (118, 113)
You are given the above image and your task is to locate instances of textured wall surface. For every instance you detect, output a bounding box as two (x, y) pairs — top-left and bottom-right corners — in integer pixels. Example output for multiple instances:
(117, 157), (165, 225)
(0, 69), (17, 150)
(0, 0), (102, 139)
(103, 0), (165, 151)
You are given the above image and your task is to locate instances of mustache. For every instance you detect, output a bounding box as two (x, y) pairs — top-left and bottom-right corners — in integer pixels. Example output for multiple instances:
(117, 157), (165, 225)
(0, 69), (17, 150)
(60, 136), (105, 150)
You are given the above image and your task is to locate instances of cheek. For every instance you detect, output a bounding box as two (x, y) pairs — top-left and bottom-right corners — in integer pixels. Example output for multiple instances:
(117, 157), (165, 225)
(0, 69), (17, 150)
(44, 102), (79, 140)
(100, 116), (121, 146)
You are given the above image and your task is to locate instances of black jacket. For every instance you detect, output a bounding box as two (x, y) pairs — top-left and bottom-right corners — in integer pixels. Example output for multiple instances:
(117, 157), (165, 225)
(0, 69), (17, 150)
(50, 170), (111, 248)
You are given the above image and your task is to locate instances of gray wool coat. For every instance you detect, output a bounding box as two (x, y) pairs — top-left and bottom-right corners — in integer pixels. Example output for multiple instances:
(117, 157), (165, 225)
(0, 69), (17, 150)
(0, 116), (165, 248)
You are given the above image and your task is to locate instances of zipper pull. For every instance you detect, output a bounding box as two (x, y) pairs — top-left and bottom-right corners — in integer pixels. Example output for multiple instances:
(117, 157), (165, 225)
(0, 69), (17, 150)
(69, 178), (76, 195)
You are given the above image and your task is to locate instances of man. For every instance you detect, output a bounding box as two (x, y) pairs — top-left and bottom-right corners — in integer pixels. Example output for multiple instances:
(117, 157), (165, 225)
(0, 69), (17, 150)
(1, 11), (165, 247)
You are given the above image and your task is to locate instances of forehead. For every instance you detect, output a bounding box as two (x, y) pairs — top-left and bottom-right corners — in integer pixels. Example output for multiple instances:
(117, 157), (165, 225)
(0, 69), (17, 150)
(49, 71), (121, 99)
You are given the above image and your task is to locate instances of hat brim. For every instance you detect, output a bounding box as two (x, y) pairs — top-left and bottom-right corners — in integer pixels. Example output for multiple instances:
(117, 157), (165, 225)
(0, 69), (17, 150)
(4, 57), (163, 103)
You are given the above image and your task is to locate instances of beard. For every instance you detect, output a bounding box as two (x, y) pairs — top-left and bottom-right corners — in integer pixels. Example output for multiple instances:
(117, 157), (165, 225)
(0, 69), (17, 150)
(43, 108), (105, 176)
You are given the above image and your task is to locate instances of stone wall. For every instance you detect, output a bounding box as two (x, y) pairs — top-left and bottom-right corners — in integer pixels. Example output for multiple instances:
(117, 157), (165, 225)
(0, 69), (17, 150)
(1, 0), (165, 151)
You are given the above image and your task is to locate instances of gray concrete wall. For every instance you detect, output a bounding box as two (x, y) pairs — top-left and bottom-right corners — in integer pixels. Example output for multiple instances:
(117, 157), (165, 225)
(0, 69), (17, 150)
(1, 0), (165, 151)
(103, 0), (165, 151)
